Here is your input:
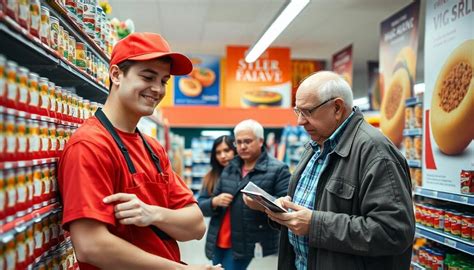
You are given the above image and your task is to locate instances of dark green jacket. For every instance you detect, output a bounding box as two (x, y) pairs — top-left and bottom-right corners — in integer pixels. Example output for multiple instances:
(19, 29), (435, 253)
(278, 109), (415, 270)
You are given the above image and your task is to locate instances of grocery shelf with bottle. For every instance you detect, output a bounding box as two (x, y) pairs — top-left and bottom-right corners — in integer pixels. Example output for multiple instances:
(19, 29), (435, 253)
(0, 0), (127, 269)
(277, 126), (310, 173)
(187, 137), (213, 192)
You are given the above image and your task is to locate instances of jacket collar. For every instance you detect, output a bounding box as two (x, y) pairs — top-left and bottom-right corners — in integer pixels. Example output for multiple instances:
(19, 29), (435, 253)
(230, 148), (269, 173)
(333, 107), (364, 158)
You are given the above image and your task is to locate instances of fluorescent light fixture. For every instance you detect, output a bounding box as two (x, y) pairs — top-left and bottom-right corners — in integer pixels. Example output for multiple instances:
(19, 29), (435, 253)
(201, 130), (231, 138)
(414, 83), (425, 95)
(245, 0), (310, 63)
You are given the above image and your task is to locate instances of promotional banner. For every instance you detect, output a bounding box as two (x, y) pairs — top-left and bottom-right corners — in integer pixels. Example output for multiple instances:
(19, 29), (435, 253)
(174, 55), (220, 106)
(367, 61), (382, 110)
(291, 59), (326, 106)
(225, 46), (292, 108)
(422, 0), (474, 194)
(379, 0), (420, 147)
(331, 44), (353, 87)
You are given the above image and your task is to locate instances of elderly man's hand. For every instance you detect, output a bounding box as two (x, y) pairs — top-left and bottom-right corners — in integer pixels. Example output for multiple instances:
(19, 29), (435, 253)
(242, 194), (267, 212)
(265, 198), (313, 236)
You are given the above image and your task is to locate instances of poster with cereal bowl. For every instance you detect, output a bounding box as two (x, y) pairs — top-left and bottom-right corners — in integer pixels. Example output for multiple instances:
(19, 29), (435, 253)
(422, 0), (474, 195)
(174, 55), (220, 106)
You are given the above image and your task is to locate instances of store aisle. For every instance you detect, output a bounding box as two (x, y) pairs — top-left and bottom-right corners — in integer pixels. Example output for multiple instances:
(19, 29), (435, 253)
(179, 218), (278, 269)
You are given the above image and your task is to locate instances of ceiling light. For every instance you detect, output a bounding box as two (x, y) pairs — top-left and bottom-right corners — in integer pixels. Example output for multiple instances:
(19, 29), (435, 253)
(245, 0), (310, 63)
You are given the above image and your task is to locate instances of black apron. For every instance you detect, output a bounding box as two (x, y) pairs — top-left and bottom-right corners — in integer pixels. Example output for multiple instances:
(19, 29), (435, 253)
(95, 108), (172, 240)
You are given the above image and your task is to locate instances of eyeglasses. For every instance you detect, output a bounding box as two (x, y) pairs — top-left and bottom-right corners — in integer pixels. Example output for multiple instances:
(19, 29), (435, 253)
(233, 138), (254, 147)
(293, 97), (338, 118)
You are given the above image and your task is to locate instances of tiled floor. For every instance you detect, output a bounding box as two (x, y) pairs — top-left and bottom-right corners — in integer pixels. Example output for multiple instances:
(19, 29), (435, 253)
(178, 218), (278, 269)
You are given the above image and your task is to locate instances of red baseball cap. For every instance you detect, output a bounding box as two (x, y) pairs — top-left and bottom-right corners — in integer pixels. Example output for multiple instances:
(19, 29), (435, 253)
(110, 32), (193, 75)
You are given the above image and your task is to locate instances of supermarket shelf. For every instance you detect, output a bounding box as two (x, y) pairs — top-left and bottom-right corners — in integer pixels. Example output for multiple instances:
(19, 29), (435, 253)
(0, 203), (61, 243)
(0, 157), (58, 170)
(403, 128), (422, 136)
(405, 97), (423, 107)
(46, 0), (109, 62)
(411, 261), (426, 270)
(0, 16), (108, 102)
(415, 224), (474, 255)
(414, 187), (474, 206)
(408, 159), (422, 168)
(0, 106), (81, 127)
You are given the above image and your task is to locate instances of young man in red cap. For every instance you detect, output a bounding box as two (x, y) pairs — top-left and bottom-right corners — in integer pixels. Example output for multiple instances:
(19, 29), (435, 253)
(58, 33), (222, 270)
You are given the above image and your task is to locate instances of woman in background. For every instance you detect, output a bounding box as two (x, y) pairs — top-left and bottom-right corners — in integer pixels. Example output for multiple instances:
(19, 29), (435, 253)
(198, 135), (239, 269)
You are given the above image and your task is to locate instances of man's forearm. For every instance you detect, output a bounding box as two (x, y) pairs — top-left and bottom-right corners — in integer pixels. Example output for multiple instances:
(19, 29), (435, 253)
(152, 204), (206, 241)
(71, 221), (185, 270)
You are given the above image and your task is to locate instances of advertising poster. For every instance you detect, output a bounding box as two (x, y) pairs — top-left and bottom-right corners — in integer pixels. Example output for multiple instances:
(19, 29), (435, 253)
(331, 44), (353, 87)
(174, 55), (220, 106)
(291, 59), (326, 106)
(422, 0), (474, 194)
(379, 0), (420, 147)
(225, 46), (292, 108)
(367, 61), (382, 110)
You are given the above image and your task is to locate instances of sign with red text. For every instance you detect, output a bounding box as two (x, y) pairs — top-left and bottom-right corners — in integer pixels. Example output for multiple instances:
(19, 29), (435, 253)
(224, 46), (291, 108)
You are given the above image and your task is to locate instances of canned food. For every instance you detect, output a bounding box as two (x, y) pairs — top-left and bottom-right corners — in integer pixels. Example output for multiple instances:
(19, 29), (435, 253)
(39, 121), (50, 158)
(28, 119), (40, 160)
(55, 86), (63, 119)
(405, 107), (414, 129)
(444, 209), (453, 233)
(33, 220), (44, 257)
(18, 0), (29, 30)
(39, 77), (50, 116)
(461, 213), (473, 239)
(15, 230), (27, 269)
(65, 0), (77, 20)
(450, 211), (462, 236)
(58, 25), (65, 57)
(414, 103), (423, 128)
(0, 55), (6, 106)
(63, 30), (69, 59)
(40, 6), (51, 46)
(32, 165), (43, 209)
(16, 167), (27, 217)
(0, 115), (5, 162)
(49, 122), (58, 157)
(6, 0), (19, 21)
(76, 0), (84, 27)
(26, 223), (35, 264)
(414, 168), (422, 187)
(6, 61), (18, 109)
(25, 166), (33, 214)
(95, 6), (103, 43)
(5, 115), (16, 161)
(69, 36), (76, 64)
(41, 164), (50, 205)
(432, 207), (445, 230)
(16, 117), (28, 160)
(83, 0), (96, 38)
(404, 136), (413, 159)
(29, 0), (42, 38)
(50, 16), (60, 52)
(5, 168), (16, 221)
(48, 82), (57, 117)
(414, 135), (422, 160)
(76, 42), (87, 69)
(460, 170), (474, 195)
(28, 73), (40, 114)
(17, 67), (30, 111)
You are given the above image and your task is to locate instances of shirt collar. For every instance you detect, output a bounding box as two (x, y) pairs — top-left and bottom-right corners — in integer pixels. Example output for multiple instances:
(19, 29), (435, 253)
(310, 109), (355, 153)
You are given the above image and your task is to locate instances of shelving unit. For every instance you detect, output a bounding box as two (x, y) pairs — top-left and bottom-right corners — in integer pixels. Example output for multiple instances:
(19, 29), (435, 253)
(415, 187), (474, 206)
(416, 224), (474, 256)
(0, 14), (108, 101)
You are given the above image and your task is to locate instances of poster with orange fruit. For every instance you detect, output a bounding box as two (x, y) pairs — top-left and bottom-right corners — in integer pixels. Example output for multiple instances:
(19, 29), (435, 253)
(379, 0), (420, 147)
(291, 59), (326, 107)
(422, 0), (473, 194)
(224, 46), (291, 108)
(174, 55), (220, 106)
(331, 44), (353, 87)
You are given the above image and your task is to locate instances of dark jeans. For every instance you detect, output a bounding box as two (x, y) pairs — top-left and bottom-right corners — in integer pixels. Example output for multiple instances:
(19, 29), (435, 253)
(212, 247), (252, 270)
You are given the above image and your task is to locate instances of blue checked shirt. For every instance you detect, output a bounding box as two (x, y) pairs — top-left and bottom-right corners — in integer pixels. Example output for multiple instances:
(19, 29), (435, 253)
(289, 111), (354, 270)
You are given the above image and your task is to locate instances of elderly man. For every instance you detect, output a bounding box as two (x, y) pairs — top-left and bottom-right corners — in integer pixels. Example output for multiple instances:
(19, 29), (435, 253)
(210, 119), (290, 270)
(262, 71), (415, 270)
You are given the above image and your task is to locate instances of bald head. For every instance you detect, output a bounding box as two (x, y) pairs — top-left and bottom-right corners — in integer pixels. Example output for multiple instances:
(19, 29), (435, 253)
(297, 71), (353, 109)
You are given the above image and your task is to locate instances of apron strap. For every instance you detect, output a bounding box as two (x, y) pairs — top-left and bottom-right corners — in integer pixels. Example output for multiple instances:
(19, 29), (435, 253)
(137, 131), (163, 174)
(94, 108), (172, 240)
(95, 108), (137, 174)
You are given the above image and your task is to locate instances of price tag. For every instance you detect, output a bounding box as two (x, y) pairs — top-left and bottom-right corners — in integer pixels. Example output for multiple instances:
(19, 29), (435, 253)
(444, 238), (457, 248)
(459, 196), (468, 203)
(423, 190), (438, 197)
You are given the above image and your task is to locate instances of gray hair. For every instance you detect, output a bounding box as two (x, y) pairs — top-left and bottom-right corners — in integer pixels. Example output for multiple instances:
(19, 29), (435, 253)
(234, 119), (264, 140)
(317, 75), (353, 107)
